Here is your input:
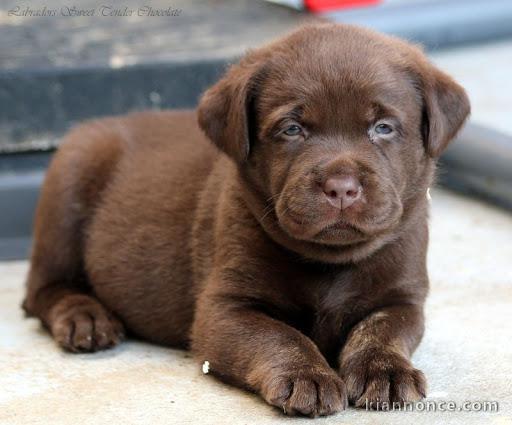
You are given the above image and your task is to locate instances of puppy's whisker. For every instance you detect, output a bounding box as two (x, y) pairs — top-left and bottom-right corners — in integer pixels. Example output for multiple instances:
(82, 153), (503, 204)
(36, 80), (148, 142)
(264, 193), (278, 203)
(260, 204), (275, 222)
(259, 192), (283, 222)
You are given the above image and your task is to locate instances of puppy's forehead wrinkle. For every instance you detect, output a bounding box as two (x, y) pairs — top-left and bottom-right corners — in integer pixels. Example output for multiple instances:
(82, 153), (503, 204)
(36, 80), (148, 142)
(259, 68), (415, 136)
(259, 104), (303, 135)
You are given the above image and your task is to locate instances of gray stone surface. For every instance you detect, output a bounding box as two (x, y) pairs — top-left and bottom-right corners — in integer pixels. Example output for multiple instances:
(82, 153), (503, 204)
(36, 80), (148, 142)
(2, 0), (512, 151)
(0, 0), (309, 70)
(1, 188), (511, 424)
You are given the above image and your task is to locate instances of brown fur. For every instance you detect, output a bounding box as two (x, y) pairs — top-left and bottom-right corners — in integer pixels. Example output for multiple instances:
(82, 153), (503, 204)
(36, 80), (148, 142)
(23, 24), (470, 417)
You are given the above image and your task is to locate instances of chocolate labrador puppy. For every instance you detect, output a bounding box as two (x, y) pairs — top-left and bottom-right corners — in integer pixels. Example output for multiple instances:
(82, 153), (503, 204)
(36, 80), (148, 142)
(23, 24), (469, 416)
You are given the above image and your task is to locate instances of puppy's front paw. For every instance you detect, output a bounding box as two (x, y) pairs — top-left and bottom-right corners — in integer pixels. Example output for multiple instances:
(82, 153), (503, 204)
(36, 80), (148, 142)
(261, 367), (347, 417)
(341, 347), (426, 409)
(49, 295), (125, 353)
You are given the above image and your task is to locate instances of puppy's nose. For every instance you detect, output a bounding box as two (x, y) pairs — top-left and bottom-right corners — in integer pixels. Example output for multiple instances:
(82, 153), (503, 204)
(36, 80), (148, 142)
(322, 175), (362, 210)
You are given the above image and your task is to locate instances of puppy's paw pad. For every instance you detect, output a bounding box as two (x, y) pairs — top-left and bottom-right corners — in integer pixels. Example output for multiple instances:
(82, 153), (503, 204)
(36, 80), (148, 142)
(50, 296), (125, 353)
(342, 348), (426, 409)
(263, 368), (347, 417)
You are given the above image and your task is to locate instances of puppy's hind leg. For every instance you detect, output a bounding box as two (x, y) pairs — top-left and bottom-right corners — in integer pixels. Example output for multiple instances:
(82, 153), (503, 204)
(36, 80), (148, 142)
(23, 121), (125, 352)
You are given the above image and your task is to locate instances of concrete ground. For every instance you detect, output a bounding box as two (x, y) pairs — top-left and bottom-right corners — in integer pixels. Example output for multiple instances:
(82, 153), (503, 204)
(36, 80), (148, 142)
(1, 188), (511, 425)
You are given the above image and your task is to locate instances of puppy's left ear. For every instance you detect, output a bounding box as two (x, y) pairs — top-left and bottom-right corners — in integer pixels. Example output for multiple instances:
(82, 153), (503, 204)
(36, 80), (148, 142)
(419, 63), (471, 158)
(197, 60), (261, 164)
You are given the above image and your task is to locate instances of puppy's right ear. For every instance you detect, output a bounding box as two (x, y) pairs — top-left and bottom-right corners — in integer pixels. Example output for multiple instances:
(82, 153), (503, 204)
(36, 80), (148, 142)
(404, 45), (470, 158)
(197, 60), (261, 164)
(420, 65), (470, 158)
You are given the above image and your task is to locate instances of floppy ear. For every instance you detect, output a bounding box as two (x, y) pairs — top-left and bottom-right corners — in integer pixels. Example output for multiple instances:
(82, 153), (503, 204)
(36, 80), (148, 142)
(197, 61), (260, 163)
(420, 64), (470, 158)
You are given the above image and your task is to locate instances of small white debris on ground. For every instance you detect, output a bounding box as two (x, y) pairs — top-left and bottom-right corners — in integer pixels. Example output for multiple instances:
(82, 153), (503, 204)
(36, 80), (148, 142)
(202, 360), (210, 374)
(427, 187), (432, 201)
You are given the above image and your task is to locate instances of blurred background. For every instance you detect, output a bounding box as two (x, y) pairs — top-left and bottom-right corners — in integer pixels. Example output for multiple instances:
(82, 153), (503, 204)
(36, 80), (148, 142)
(0, 0), (512, 260)
(1, 2), (512, 424)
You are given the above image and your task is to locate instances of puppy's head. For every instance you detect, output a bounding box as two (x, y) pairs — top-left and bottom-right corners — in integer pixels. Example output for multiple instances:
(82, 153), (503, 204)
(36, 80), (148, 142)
(198, 24), (470, 263)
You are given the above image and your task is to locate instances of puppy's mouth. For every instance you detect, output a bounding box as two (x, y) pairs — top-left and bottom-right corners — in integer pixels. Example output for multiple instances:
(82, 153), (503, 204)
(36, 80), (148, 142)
(275, 199), (402, 246)
(287, 212), (353, 232)
(278, 208), (369, 246)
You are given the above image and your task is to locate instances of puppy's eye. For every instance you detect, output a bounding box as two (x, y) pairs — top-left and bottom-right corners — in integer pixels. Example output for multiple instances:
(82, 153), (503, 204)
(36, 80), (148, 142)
(374, 123), (393, 135)
(283, 125), (303, 137)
